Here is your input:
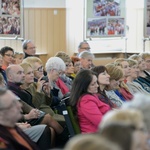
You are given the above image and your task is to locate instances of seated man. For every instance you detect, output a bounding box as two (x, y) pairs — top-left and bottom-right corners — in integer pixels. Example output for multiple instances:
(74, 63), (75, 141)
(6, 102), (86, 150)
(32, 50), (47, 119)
(78, 50), (95, 69)
(0, 88), (39, 150)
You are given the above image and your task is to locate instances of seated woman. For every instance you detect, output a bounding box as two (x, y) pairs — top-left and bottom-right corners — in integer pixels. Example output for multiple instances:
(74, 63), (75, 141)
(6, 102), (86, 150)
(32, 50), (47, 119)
(105, 63), (124, 107)
(20, 62), (65, 123)
(69, 69), (110, 133)
(13, 52), (24, 64)
(91, 65), (116, 108)
(55, 51), (73, 90)
(126, 59), (150, 95)
(0, 46), (14, 70)
(129, 54), (150, 88)
(114, 58), (133, 101)
(71, 56), (81, 78)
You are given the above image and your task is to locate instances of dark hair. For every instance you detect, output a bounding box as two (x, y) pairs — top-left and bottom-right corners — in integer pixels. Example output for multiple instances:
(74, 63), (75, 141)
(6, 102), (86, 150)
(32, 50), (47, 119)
(100, 122), (136, 150)
(0, 46), (14, 56)
(91, 66), (114, 108)
(69, 69), (97, 107)
(91, 66), (107, 77)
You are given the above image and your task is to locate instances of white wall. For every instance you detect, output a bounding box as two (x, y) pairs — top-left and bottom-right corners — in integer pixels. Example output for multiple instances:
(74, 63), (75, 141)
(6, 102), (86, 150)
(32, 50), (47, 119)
(23, 0), (150, 53)
(24, 0), (66, 8)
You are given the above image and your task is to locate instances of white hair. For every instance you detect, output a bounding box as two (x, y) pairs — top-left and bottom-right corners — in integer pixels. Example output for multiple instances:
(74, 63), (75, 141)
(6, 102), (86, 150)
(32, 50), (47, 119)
(121, 93), (150, 131)
(78, 50), (95, 59)
(45, 57), (66, 73)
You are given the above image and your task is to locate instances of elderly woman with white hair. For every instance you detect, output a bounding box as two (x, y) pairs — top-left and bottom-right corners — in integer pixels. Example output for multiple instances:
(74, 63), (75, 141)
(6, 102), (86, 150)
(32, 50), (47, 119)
(45, 56), (67, 100)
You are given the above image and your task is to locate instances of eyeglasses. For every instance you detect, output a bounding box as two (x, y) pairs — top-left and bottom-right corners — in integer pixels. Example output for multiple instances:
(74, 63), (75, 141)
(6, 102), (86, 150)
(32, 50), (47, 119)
(34, 66), (43, 72)
(80, 47), (91, 50)
(27, 47), (36, 50)
(4, 54), (14, 57)
(66, 63), (73, 67)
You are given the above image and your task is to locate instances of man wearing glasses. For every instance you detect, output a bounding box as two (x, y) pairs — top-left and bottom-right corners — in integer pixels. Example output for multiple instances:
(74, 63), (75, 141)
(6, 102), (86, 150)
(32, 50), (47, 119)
(22, 40), (36, 58)
(78, 41), (91, 54)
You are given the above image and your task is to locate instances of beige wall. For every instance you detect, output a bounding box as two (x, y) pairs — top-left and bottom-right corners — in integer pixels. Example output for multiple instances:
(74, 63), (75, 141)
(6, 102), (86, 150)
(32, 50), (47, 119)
(0, 8), (67, 65)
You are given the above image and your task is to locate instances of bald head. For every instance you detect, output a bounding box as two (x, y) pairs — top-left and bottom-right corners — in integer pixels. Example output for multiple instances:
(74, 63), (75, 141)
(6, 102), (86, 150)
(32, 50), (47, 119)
(6, 64), (25, 84)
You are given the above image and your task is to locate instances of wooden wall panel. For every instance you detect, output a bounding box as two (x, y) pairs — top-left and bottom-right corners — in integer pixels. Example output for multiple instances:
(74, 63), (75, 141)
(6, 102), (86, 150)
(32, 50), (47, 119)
(47, 9), (54, 58)
(0, 8), (67, 65)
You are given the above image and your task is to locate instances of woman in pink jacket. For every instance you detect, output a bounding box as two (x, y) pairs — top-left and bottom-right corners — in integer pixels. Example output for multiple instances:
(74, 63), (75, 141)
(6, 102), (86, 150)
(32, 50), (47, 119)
(69, 69), (110, 133)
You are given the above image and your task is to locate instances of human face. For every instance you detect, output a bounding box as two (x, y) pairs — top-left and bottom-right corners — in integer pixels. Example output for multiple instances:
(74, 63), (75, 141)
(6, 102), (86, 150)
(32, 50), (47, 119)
(80, 57), (93, 69)
(144, 57), (150, 71)
(79, 43), (91, 53)
(138, 57), (147, 71)
(98, 70), (110, 85)
(48, 69), (62, 82)
(25, 42), (36, 55)
(34, 62), (44, 79)
(131, 130), (149, 150)
(121, 61), (131, 77)
(0, 90), (22, 126)
(130, 65), (139, 80)
(109, 79), (120, 90)
(15, 55), (24, 64)
(10, 65), (25, 84)
(87, 75), (98, 94)
(3, 50), (14, 65)
(65, 62), (74, 75)
(74, 61), (81, 74)
(24, 67), (34, 84)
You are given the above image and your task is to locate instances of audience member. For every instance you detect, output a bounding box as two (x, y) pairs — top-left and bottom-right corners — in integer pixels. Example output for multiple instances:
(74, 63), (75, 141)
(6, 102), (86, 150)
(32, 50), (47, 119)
(129, 54), (150, 87)
(105, 63), (124, 107)
(126, 59), (150, 94)
(114, 58), (133, 101)
(99, 122), (148, 150)
(0, 88), (39, 150)
(64, 134), (122, 150)
(99, 109), (145, 131)
(78, 51), (95, 69)
(0, 46), (14, 70)
(122, 93), (150, 132)
(13, 52), (24, 64)
(45, 56), (68, 100)
(0, 54), (7, 83)
(22, 57), (45, 82)
(91, 65), (115, 108)
(55, 51), (73, 90)
(140, 52), (150, 75)
(114, 58), (131, 81)
(0, 73), (53, 149)
(78, 41), (91, 54)
(71, 56), (81, 77)
(20, 62), (65, 123)
(69, 69), (110, 133)
(22, 40), (36, 58)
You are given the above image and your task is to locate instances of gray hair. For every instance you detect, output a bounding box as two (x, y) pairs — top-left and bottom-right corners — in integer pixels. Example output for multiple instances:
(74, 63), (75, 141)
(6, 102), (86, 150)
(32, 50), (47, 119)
(45, 57), (66, 73)
(78, 41), (89, 49)
(22, 39), (32, 50)
(78, 50), (95, 59)
(121, 93), (150, 131)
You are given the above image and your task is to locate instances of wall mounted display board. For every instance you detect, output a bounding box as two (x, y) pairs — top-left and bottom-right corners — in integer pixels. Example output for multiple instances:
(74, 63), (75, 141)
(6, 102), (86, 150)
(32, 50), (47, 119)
(0, 0), (23, 38)
(144, 0), (150, 37)
(85, 0), (126, 39)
